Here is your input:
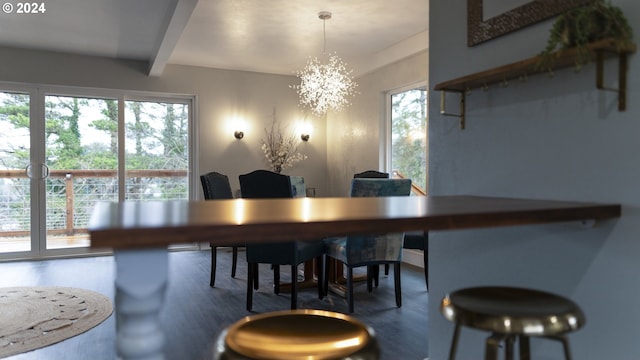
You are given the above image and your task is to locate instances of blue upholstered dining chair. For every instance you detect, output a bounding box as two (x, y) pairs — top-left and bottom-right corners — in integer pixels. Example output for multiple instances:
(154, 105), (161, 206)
(353, 171), (429, 290)
(239, 170), (325, 311)
(200, 171), (242, 287)
(353, 170), (390, 286)
(353, 170), (389, 179)
(323, 178), (412, 313)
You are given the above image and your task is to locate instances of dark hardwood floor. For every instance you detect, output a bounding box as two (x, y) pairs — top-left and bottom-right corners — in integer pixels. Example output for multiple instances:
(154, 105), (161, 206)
(0, 249), (429, 359)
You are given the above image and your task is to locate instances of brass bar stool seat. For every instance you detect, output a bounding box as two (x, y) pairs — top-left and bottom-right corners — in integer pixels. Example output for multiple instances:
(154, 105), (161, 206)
(214, 309), (380, 359)
(440, 286), (586, 360)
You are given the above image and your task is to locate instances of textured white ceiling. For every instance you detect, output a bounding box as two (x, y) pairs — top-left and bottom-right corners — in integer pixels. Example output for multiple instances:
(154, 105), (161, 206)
(0, 0), (429, 76)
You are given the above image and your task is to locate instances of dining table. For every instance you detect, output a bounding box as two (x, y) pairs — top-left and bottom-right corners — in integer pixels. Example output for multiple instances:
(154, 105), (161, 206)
(88, 195), (621, 360)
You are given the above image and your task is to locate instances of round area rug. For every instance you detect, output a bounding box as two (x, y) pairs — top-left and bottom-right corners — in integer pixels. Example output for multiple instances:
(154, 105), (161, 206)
(0, 286), (113, 359)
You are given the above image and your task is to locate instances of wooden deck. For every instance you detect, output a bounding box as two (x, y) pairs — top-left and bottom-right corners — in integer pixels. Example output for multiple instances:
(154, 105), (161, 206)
(0, 234), (90, 253)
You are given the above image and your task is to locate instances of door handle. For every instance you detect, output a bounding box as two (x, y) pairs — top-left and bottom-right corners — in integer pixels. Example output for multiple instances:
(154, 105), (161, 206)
(25, 163), (33, 179)
(25, 163), (49, 179)
(41, 163), (49, 179)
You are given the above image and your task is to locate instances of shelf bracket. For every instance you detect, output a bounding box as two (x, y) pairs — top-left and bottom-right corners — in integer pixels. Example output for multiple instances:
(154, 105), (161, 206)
(439, 90), (466, 130)
(580, 219), (597, 228)
(596, 50), (629, 111)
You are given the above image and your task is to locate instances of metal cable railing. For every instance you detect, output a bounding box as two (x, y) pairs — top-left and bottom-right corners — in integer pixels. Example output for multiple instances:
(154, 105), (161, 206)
(0, 169), (188, 237)
(392, 169), (427, 196)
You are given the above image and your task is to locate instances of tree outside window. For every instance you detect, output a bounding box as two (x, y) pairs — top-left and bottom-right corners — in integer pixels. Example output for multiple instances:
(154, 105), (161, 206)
(390, 88), (427, 194)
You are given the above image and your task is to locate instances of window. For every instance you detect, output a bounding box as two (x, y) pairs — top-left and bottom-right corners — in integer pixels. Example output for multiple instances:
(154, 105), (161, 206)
(386, 85), (428, 194)
(124, 100), (189, 201)
(0, 90), (31, 253)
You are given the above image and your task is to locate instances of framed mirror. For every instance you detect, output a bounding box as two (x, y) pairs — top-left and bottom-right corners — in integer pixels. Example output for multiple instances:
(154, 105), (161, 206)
(467, 0), (597, 46)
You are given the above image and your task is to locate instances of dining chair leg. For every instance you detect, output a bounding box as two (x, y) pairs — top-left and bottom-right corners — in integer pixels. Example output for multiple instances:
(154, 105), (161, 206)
(347, 267), (355, 313)
(394, 262), (401, 307)
(423, 248), (429, 290)
(246, 262), (254, 311)
(290, 265), (297, 310)
(210, 245), (217, 287)
(323, 257), (330, 296)
(231, 246), (238, 278)
(384, 263), (390, 276)
(316, 256), (324, 299)
(274, 266), (280, 294)
(373, 265), (380, 287)
(253, 271), (259, 289)
(366, 266), (373, 293)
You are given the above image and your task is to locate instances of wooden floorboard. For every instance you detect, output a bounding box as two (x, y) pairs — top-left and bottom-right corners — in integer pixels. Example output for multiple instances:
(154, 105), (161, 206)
(0, 249), (429, 359)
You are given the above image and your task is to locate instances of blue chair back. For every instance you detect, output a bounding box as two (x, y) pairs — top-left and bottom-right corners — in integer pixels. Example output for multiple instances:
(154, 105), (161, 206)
(353, 170), (389, 179)
(239, 170), (311, 265)
(200, 171), (233, 200)
(289, 176), (306, 198)
(344, 178), (412, 265)
(350, 178), (411, 197)
(239, 170), (293, 199)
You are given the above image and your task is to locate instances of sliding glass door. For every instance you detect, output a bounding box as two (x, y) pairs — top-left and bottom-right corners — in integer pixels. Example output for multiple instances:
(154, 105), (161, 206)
(0, 86), (194, 259)
(44, 95), (119, 250)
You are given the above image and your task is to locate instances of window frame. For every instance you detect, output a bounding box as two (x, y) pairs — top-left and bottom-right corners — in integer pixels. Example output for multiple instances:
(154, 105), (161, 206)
(383, 81), (428, 193)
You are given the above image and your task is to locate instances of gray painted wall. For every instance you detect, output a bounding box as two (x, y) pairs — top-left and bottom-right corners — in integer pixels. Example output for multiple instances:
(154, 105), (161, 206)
(0, 46), (328, 196)
(326, 51), (428, 196)
(429, 1), (639, 359)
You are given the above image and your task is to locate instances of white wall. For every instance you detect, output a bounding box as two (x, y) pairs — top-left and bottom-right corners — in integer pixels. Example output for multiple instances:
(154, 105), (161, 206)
(0, 46), (328, 196)
(326, 51), (428, 196)
(429, 1), (639, 359)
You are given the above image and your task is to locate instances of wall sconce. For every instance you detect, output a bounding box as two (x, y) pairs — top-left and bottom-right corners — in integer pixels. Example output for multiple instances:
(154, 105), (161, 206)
(232, 118), (246, 140)
(299, 122), (312, 142)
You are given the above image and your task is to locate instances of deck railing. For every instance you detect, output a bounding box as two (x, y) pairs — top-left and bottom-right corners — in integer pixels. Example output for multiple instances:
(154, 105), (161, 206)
(0, 169), (188, 238)
(392, 170), (427, 196)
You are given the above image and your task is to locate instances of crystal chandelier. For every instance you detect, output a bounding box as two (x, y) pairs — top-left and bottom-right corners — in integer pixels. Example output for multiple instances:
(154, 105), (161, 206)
(291, 11), (357, 117)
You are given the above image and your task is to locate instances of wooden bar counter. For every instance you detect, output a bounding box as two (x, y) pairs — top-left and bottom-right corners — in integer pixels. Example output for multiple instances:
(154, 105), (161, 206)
(89, 195), (621, 359)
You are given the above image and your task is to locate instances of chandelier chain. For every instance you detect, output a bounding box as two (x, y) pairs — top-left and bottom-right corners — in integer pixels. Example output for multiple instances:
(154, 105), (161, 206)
(323, 17), (326, 54)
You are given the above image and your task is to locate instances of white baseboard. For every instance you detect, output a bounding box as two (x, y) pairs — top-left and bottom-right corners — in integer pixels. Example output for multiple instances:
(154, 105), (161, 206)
(402, 249), (424, 268)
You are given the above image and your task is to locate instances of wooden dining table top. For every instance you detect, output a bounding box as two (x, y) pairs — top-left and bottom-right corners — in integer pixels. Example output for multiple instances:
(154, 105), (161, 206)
(88, 195), (621, 250)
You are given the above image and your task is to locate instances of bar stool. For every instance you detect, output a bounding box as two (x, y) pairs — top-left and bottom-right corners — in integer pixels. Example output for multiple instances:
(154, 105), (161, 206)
(440, 286), (586, 360)
(213, 309), (380, 359)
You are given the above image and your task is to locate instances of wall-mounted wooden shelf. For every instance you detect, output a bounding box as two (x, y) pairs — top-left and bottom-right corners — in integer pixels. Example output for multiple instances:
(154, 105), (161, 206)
(434, 38), (636, 129)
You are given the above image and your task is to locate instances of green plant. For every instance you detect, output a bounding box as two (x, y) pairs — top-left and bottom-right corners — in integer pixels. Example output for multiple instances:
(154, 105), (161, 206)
(538, 0), (633, 71)
(259, 109), (306, 174)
